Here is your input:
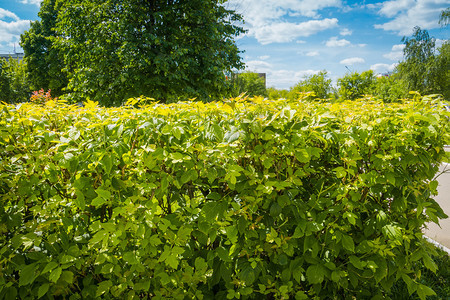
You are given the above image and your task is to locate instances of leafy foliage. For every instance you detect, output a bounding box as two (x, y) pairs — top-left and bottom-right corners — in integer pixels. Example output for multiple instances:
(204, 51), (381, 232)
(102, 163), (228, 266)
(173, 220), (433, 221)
(439, 7), (449, 27)
(232, 71), (267, 97)
(0, 95), (449, 299)
(289, 71), (332, 100)
(20, 0), (67, 97)
(390, 241), (450, 299)
(337, 70), (376, 100)
(267, 87), (289, 100)
(372, 74), (409, 103)
(0, 57), (30, 103)
(54, 0), (245, 105)
(395, 27), (449, 99)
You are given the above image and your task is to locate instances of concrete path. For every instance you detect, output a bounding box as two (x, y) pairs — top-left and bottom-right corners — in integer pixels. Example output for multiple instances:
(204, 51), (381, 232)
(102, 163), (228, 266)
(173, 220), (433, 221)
(423, 148), (450, 250)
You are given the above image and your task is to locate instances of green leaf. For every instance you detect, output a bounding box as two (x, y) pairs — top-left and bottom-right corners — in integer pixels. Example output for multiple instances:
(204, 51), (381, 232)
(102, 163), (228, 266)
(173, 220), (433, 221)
(89, 229), (108, 247)
(195, 257), (208, 273)
(101, 155), (113, 175)
(295, 149), (310, 163)
(416, 283), (436, 300)
(149, 235), (162, 246)
(217, 246), (231, 262)
(95, 188), (111, 199)
(382, 224), (402, 240)
(343, 212), (356, 225)
(240, 265), (255, 285)
(19, 263), (38, 286)
(123, 252), (138, 265)
(341, 234), (355, 252)
(38, 283), (50, 298)
(373, 258), (387, 283)
(42, 261), (58, 274)
(295, 291), (308, 300)
(172, 126), (182, 140)
(91, 196), (106, 207)
(96, 280), (113, 297)
(334, 167), (347, 178)
(422, 253), (437, 273)
(306, 264), (327, 284)
(74, 190), (86, 210)
(349, 255), (366, 270)
(401, 273), (417, 295)
(166, 255), (180, 269)
(181, 169), (198, 184)
(49, 267), (62, 283)
(60, 271), (74, 284)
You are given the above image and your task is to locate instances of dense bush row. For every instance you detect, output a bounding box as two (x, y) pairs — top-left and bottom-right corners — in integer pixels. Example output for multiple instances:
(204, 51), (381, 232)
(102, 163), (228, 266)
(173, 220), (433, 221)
(0, 95), (449, 299)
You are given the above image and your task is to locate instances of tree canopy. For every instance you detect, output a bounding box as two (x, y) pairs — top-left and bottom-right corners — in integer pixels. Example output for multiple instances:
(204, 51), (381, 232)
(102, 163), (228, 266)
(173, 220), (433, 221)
(395, 26), (449, 99)
(289, 71), (332, 100)
(54, 0), (245, 105)
(0, 58), (30, 103)
(20, 0), (67, 96)
(232, 71), (267, 97)
(337, 70), (376, 100)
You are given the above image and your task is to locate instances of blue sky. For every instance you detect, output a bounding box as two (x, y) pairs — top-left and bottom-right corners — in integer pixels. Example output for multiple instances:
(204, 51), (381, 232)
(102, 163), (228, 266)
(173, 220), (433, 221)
(1, 0), (448, 89)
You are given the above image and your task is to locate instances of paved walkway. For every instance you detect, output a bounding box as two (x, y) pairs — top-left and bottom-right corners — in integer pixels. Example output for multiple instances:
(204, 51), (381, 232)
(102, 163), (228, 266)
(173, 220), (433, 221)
(423, 148), (450, 251)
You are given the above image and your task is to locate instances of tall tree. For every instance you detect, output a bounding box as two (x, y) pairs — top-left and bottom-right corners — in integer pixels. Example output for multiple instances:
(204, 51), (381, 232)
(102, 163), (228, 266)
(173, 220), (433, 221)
(0, 58), (30, 103)
(395, 26), (448, 98)
(55, 0), (245, 105)
(337, 70), (376, 100)
(232, 71), (267, 97)
(439, 7), (449, 27)
(289, 71), (332, 100)
(20, 0), (67, 96)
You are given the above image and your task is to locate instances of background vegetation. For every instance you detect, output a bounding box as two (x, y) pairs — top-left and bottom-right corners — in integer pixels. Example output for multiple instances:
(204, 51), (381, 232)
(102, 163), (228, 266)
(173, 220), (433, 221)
(0, 1), (447, 105)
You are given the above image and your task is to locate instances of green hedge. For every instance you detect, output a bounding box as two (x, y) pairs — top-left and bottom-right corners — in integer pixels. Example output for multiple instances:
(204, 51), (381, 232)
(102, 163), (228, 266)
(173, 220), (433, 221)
(0, 95), (449, 299)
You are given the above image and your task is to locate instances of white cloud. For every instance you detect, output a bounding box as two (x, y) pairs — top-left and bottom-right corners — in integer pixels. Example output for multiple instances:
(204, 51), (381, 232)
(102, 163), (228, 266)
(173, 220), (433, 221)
(435, 39), (446, 49)
(245, 60), (272, 71)
(258, 55), (270, 60)
(340, 57), (365, 65)
(326, 36), (350, 47)
(374, 0), (449, 35)
(306, 51), (319, 56)
(228, 0), (341, 44)
(0, 8), (20, 21)
(383, 44), (405, 60)
(0, 9), (31, 47)
(20, 0), (42, 6)
(251, 18), (338, 45)
(340, 28), (352, 36)
(268, 69), (322, 88)
(242, 58), (322, 89)
(370, 63), (398, 74)
(378, 0), (415, 18)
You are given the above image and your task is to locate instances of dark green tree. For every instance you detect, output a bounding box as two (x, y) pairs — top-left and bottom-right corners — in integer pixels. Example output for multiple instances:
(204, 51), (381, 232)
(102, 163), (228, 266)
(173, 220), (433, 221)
(232, 71), (267, 97)
(372, 74), (408, 103)
(0, 58), (30, 103)
(55, 0), (245, 105)
(337, 70), (376, 100)
(20, 0), (67, 96)
(0, 59), (11, 102)
(289, 71), (332, 100)
(267, 87), (289, 100)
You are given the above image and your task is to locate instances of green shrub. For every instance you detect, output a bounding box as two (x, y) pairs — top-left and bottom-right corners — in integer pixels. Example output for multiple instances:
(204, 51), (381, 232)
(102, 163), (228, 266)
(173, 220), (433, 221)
(232, 71), (267, 98)
(0, 95), (448, 299)
(338, 70), (376, 100)
(289, 71), (332, 100)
